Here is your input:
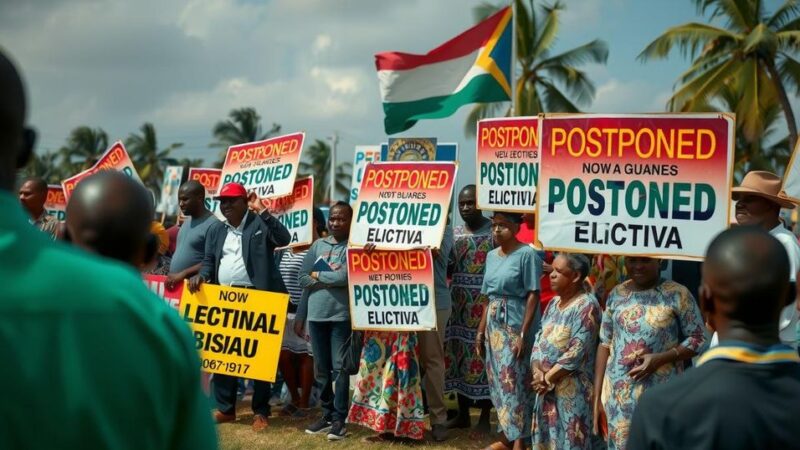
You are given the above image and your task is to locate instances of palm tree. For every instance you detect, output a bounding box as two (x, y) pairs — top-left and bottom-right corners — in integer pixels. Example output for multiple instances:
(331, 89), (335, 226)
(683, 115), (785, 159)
(177, 157), (205, 171)
(639, 0), (800, 148)
(298, 139), (353, 204)
(211, 107), (282, 167)
(693, 84), (791, 180)
(464, 0), (609, 135)
(20, 151), (65, 184)
(126, 123), (183, 196)
(59, 126), (109, 173)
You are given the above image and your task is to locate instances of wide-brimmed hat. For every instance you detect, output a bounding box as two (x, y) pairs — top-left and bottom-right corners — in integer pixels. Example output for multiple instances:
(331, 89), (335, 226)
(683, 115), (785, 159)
(732, 171), (796, 209)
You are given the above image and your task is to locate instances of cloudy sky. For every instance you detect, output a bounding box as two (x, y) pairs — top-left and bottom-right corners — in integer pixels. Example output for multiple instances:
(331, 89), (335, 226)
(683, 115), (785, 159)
(0, 0), (776, 194)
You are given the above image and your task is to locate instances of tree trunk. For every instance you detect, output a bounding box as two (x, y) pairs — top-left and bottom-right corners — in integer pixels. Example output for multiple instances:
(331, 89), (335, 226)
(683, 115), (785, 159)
(765, 59), (799, 152)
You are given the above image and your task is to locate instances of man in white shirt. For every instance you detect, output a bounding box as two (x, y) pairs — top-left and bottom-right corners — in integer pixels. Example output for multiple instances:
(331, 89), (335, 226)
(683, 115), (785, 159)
(730, 170), (799, 349)
(189, 181), (291, 431)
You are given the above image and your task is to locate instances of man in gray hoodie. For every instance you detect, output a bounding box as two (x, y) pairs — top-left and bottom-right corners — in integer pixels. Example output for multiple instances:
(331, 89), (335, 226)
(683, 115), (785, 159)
(295, 201), (353, 441)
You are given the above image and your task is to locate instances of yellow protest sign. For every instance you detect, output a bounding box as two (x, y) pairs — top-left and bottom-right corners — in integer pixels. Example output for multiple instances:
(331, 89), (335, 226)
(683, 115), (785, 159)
(180, 284), (289, 382)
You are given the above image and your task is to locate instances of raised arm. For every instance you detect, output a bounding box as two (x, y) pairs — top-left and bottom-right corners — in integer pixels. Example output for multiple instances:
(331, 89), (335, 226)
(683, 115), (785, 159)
(259, 210), (291, 248)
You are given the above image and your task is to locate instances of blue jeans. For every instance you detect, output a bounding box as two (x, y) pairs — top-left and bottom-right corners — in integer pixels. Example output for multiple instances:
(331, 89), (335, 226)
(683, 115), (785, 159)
(308, 320), (351, 422)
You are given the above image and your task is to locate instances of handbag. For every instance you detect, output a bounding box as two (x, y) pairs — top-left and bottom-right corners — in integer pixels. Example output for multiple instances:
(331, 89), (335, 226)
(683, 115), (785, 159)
(338, 331), (364, 376)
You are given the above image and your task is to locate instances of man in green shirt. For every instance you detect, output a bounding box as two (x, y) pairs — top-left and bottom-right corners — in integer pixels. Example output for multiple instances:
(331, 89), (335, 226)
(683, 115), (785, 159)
(0, 49), (217, 449)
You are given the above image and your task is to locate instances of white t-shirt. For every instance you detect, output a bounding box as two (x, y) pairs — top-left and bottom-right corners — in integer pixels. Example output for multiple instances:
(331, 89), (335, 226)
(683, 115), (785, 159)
(711, 224), (800, 349)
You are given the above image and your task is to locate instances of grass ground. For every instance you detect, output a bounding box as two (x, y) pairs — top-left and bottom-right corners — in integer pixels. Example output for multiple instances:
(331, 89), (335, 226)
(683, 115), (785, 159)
(217, 397), (498, 450)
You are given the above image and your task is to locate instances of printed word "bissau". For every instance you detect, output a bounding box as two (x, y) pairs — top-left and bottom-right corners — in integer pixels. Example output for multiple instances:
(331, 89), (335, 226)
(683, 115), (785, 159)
(353, 283), (430, 307)
(548, 179), (715, 220)
(194, 332), (259, 357)
(364, 169), (450, 190)
(550, 127), (717, 159)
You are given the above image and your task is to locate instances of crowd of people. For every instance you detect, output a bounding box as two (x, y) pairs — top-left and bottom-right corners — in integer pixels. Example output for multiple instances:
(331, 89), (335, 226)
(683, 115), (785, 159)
(3, 46), (800, 450)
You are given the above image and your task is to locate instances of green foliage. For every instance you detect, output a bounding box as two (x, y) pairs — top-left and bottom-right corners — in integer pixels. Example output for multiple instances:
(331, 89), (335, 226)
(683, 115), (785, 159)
(211, 108), (281, 167)
(298, 139), (352, 204)
(125, 123), (182, 196)
(640, 0), (800, 151)
(465, 0), (609, 135)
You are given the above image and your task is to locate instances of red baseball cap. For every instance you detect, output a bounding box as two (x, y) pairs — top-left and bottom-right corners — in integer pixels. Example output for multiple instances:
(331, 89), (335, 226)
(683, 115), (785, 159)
(214, 182), (248, 199)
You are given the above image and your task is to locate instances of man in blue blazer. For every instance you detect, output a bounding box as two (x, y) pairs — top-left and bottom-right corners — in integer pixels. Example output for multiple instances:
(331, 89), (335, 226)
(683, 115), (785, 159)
(189, 181), (291, 431)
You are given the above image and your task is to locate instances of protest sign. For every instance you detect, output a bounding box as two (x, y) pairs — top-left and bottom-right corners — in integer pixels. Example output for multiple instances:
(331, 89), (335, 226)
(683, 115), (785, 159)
(219, 132), (304, 200)
(45, 185), (66, 221)
(180, 284), (289, 382)
(261, 176), (314, 248)
(350, 145), (381, 203)
(350, 161), (458, 250)
(782, 139), (800, 202)
(143, 274), (183, 310)
(62, 141), (142, 200)
(187, 167), (222, 218)
(157, 166), (184, 215)
(537, 113), (734, 259)
(385, 137), (438, 161)
(348, 248), (437, 331)
(476, 117), (539, 212)
(380, 142), (458, 161)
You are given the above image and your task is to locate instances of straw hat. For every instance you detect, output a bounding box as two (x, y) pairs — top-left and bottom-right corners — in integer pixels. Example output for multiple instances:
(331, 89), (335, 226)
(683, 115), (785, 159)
(732, 171), (796, 209)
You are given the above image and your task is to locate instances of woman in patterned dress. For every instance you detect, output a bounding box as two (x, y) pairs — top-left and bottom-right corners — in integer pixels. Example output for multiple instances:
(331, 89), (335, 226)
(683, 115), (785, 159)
(531, 254), (601, 450)
(476, 211), (542, 450)
(592, 257), (706, 449)
(444, 185), (494, 433)
(347, 243), (425, 443)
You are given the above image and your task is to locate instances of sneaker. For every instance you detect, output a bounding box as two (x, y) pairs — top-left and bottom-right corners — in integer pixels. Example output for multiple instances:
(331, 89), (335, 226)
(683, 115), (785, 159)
(327, 421), (347, 441)
(305, 417), (332, 435)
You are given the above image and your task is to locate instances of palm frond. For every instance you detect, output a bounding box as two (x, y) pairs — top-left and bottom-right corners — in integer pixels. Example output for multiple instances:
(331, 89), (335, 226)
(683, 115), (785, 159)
(639, 23), (739, 61)
(537, 39), (609, 71)
(778, 54), (800, 94)
(769, 0), (800, 28)
(531, 2), (561, 60)
(668, 57), (741, 111)
(539, 80), (581, 113)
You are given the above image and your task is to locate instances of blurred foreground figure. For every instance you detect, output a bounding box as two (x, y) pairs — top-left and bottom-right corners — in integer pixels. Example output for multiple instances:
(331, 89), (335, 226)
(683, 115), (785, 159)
(0, 49), (216, 449)
(628, 227), (800, 449)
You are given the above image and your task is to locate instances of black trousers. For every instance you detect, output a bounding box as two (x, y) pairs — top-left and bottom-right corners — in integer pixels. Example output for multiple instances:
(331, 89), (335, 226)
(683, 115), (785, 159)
(212, 374), (272, 416)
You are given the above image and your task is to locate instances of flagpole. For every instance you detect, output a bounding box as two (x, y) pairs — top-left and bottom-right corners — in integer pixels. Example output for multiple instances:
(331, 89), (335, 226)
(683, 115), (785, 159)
(510, 0), (517, 117)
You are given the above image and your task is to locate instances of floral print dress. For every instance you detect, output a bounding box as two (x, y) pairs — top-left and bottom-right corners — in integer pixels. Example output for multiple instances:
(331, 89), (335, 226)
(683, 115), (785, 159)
(481, 245), (542, 441)
(347, 331), (425, 440)
(600, 279), (706, 449)
(531, 293), (601, 450)
(444, 222), (494, 399)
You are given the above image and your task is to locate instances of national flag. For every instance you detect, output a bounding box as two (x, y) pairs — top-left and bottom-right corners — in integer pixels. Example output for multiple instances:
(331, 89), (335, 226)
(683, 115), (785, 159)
(375, 6), (513, 134)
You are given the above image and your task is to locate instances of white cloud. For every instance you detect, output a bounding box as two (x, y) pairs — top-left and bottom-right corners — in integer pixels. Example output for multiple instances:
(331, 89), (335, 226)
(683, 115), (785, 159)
(589, 78), (671, 113)
(312, 34), (333, 54)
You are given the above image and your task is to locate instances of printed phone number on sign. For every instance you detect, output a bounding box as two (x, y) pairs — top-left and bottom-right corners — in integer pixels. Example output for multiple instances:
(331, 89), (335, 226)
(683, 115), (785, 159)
(201, 359), (250, 375)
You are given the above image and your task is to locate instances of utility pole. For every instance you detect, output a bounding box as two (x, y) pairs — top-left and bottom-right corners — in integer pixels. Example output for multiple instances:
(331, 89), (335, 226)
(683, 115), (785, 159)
(327, 132), (339, 204)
